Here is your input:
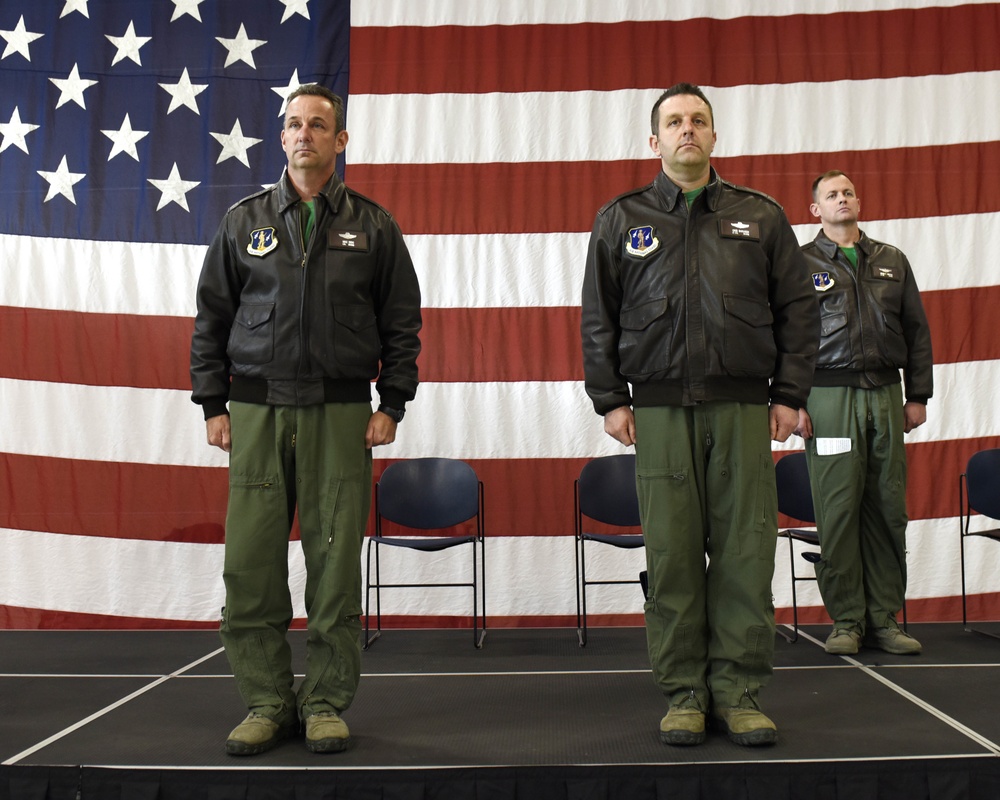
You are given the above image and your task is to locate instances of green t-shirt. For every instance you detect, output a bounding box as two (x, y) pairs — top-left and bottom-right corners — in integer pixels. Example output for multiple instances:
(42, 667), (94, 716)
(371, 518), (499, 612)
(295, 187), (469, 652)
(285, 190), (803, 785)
(684, 186), (706, 208)
(839, 245), (858, 269)
(300, 199), (316, 243)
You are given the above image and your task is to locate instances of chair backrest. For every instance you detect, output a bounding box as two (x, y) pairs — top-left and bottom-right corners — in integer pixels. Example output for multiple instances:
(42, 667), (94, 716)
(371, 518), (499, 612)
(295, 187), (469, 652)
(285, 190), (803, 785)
(775, 452), (815, 524)
(578, 454), (641, 527)
(966, 448), (1000, 520)
(377, 457), (481, 530)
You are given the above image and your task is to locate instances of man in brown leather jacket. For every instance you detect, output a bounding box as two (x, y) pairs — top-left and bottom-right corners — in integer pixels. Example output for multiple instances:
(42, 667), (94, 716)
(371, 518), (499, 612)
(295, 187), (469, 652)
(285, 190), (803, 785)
(191, 84), (421, 757)
(797, 171), (932, 657)
(582, 83), (818, 748)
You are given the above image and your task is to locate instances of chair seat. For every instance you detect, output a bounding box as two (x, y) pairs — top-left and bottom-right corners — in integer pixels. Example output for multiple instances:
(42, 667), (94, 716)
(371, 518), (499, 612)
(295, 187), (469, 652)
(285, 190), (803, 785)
(376, 535), (477, 552)
(965, 527), (1000, 543)
(580, 533), (643, 548)
(780, 528), (819, 546)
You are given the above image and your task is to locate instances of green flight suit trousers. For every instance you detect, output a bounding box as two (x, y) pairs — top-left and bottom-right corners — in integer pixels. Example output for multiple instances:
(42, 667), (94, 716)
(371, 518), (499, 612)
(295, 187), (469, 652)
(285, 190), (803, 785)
(804, 384), (908, 633)
(635, 402), (777, 712)
(220, 401), (373, 723)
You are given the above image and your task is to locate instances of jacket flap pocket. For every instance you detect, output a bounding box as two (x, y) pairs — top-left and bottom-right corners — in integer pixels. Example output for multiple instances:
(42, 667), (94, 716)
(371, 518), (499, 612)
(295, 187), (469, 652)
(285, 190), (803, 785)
(724, 294), (773, 327)
(620, 298), (669, 331)
(234, 303), (274, 330)
(334, 303), (377, 332)
(883, 313), (903, 335)
(821, 313), (848, 337)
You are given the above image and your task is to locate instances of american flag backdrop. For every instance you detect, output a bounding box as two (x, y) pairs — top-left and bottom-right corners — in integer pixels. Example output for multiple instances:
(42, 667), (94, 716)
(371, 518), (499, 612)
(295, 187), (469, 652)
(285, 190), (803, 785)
(2, 0), (999, 629)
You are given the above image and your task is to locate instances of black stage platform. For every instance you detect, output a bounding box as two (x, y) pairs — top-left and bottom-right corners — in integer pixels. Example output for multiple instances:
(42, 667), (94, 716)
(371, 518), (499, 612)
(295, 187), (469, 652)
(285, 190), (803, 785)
(3, 624), (1000, 799)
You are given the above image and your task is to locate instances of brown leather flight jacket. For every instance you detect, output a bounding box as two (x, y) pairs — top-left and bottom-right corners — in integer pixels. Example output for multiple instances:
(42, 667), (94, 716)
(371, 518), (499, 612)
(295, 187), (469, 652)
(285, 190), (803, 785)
(582, 169), (819, 416)
(800, 229), (933, 404)
(191, 170), (421, 421)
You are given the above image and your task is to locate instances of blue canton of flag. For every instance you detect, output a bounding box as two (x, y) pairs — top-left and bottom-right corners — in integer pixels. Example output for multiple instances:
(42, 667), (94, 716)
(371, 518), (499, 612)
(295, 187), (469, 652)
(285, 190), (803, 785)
(0, 0), (350, 246)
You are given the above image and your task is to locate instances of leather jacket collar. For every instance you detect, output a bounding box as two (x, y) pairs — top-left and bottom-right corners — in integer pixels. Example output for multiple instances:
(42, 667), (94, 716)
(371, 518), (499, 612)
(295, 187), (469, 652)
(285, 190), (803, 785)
(814, 228), (873, 259)
(653, 167), (723, 212)
(274, 168), (347, 215)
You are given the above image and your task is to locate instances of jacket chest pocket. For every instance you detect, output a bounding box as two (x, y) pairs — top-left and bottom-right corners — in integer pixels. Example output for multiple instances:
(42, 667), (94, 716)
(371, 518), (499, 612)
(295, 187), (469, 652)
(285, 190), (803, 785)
(880, 312), (907, 365)
(330, 303), (380, 367)
(817, 311), (853, 367)
(228, 302), (275, 365)
(618, 297), (673, 376)
(723, 294), (776, 377)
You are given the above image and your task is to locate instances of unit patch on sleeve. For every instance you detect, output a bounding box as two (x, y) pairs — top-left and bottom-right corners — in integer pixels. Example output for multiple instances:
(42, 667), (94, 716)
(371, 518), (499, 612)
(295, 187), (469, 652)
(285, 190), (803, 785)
(719, 219), (760, 241)
(246, 227), (278, 257)
(625, 226), (659, 257)
(329, 230), (369, 251)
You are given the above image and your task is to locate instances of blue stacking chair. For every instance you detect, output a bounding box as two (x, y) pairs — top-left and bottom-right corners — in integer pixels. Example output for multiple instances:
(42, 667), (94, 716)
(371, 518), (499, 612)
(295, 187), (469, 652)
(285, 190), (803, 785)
(775, 452), (820, 643)
(574, 454), (643, 647)
(364, 458), (486, 649)
(959, 448), (1000, 639)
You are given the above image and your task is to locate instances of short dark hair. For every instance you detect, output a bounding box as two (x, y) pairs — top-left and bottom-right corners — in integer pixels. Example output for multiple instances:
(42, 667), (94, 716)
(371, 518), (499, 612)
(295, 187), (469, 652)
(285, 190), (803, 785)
(811, 170), (850, 200)
(650, 83), (714, 135)
(284, 83), (345, 133)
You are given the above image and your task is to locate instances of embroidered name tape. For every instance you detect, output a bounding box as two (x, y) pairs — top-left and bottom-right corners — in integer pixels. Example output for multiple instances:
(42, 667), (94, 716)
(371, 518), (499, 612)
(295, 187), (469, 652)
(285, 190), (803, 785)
(719, 219), (760, 241)
(872, 265), (899, 281)
(329, 230), (369, 251)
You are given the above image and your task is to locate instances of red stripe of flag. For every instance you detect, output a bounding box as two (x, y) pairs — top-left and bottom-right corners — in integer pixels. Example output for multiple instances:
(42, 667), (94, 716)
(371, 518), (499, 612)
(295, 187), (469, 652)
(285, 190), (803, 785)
(347, 142), (1000, 236)
(0, 606), (222, 630)
(5, 438), (997, 542)
(0, 308), (194, 389)
(3, 288), (998, 389)
(351, 5), (1000, 94)
(1, 453), (227, 543)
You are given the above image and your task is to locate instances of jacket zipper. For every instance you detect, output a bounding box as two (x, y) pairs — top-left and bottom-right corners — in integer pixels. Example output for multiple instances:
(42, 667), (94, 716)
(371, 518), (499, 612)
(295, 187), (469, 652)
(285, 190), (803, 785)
(297, 205), (310, 379)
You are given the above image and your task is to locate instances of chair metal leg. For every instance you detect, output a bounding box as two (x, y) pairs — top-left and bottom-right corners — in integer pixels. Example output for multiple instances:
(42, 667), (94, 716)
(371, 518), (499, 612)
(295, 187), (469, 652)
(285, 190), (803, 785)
(363, 539), (382, 650)
(961, 492), (970, 630)
(574, 535), (584, 647)
(479, 541), (487, 648)
(472, 541), (485, 649)
(777, 537), (800, 643)
(363, 539), (374, 649)
(577, 538), (588, 647)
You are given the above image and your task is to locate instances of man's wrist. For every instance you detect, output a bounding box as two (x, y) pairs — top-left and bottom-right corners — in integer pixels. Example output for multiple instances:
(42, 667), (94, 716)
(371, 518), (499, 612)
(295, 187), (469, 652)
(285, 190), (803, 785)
(378, 404), (405, 423)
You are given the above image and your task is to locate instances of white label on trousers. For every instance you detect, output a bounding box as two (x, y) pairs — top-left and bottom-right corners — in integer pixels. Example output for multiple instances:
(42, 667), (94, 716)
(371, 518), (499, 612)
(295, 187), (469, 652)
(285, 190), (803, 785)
(815, 437), (852, 456)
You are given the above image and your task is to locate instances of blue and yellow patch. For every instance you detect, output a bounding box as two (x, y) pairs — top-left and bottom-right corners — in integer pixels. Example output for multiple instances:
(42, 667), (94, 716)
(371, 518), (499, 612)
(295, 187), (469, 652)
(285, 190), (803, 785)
(812, 272), (835, 292)
(247, 226), (278, 257)
(625, 225), (659, 257)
